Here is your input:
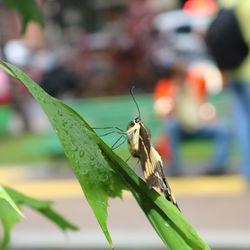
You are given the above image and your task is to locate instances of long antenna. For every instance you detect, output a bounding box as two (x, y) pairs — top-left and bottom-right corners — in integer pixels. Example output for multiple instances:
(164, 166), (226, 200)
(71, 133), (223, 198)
(130, 85), (141, 119)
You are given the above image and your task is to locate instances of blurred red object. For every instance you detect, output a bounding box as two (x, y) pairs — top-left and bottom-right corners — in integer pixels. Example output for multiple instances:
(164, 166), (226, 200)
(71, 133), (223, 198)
(0, 70), (12, 105)
(153, 70), (206, 118)
(154, 78), (175, 100)
(183, 0), (217, 16)
(154, 71), (206, 102)
(155, 134), (172, 162)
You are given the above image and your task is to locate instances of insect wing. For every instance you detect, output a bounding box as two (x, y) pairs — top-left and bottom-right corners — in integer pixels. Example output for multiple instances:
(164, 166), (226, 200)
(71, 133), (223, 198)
(127, 123), (140, 157)
(139, 125), (179, 208)
(138, 124), (160, 187)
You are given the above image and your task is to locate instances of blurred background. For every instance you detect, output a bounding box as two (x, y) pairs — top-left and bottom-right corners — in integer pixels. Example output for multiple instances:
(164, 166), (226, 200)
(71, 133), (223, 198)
(0, 0), (249, 249)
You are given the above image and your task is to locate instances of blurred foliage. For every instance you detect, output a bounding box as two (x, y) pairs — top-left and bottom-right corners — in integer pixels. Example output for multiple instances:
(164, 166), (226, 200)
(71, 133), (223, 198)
(0, 134), (62, 164)
(0, 60), (210, 249)
(0, 2), (77, 249)
(0, 185), (77, 249)
(0, 186), (22, 249)
(50, 0), (124, 32)
(2, 0), (43, 32)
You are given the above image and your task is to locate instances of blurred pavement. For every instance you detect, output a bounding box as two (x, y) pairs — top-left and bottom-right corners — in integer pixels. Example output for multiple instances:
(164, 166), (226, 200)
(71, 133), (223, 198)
(1, 166), (250, 250)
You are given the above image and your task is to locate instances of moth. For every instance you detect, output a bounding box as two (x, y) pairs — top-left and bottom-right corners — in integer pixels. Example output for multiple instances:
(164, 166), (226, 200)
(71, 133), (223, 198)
(126, 87), (179, 209)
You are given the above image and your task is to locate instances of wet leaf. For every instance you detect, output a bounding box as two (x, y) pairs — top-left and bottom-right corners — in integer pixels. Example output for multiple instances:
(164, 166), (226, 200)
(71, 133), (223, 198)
(0, 185), (22, 248)
(0, 61), (210, 250)
(5, 186), (78, 232)
(0, 185), (77, 249)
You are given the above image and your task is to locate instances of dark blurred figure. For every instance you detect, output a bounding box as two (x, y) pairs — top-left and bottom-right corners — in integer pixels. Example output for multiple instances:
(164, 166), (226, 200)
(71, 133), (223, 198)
(213, 1), (250, 182)
(42, 64), (78, 98)
(154, 61), (230, 175)
(30, 50), (80, 99)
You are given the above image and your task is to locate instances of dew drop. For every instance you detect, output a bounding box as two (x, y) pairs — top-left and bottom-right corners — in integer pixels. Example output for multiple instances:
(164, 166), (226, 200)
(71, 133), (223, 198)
(57, 110), (63, 116)
(80, 167), (89, 175)
(89, 162), (95, 168)
(102, 173), (109, 182)
(71, 144), (78, 152)
(164, 223), (170, 228)
(79, 150), (85, 157)
(52, 117), (57, 123)
(38, 93), (47, 102)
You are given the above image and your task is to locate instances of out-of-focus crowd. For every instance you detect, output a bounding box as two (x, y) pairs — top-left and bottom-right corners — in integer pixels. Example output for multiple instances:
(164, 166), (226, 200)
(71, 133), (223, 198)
(0, 0), (218, 133)
(0, 0), (215, 100)
(0, 0), (250, 182)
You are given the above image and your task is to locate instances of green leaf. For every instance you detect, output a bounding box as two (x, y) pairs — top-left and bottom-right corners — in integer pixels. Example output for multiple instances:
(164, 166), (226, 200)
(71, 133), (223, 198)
(100, 143), (210, 250)
(0, 186), (22, 248)
(0, 185), (22, 217)
(3, 0), (43, 33)
(0, 60), (125, 247)
(4, 186), (78, 232)
(0, 60), (210, 250)
(0, 185), (77, 249)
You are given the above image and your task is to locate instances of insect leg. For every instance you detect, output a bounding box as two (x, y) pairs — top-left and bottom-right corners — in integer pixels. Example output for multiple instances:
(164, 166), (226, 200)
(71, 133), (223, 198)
(111, 135), (127, 149)
(93, 126), (127, 138)
(93, 126), (126, 132)
(98, 130), (118, 137)
(96, 130), (126, 137)
(124, 155), (139, 172)
(125, 155), (132, 162)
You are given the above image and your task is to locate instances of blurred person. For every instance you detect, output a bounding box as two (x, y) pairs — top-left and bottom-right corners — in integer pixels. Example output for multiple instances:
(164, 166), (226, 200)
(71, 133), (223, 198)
(154, 61), (231, 175)
(213, 0), (250, 182)
(4, 39), (33, 132)
(109, 0), (155, 92)
(3, 40), (55, 133)
(33, 50), (79, 98)
(147, 27), (176, 79)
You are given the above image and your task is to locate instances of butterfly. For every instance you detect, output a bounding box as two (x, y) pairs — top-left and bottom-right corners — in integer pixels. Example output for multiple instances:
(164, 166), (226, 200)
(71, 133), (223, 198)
(94, 87), (179, 209)
(126, 87), (179, 209)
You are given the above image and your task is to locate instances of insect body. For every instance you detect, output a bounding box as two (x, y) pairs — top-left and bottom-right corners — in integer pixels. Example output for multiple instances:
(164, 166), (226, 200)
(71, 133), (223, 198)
(97, 86), (179, 209)
(127, 116), (179, 209)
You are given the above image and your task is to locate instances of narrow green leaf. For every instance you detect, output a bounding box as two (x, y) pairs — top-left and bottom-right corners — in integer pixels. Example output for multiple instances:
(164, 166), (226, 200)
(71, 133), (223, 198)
(101, 142), (210, 250)
(3, 0), (43, 33)
(0, 186), (22, 217)
(0, 60), (125, 247)
(0, 185), (77, 249)
(0, 186), (22, 247)
(0, 61), (210, 250)
(0, 200), (22, 248)
(4, 186), (78, 232)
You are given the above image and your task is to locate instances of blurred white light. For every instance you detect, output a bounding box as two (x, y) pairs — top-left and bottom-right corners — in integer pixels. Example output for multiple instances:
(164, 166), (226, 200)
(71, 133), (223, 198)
(154, 96), (174, 118)
(4, 40), (31, 67)
(199, 102), (216, 121)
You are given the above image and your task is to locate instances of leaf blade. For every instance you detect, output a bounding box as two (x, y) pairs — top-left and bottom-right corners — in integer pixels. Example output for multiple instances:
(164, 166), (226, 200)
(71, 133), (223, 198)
(0, 185), (22, 247)
(5, 186), (78, 232)
(0, 60), (210, 250)
(0, 60), (125, 247)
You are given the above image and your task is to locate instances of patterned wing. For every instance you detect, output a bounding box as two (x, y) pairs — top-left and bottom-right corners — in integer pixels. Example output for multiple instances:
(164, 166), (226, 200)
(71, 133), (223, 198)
(139, 123), (179, 209)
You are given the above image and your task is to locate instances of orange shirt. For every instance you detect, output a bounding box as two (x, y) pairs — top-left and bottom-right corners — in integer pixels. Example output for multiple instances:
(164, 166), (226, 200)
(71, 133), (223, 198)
(154, 73), (206, 103)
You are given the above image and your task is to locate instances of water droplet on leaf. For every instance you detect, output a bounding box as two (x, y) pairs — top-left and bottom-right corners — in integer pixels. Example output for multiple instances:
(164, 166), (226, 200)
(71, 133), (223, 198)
(78, 165), (89, 175)
(71, 144), (78, 152)
(79, 150), (85, 157)
(57, 110), (63, 116)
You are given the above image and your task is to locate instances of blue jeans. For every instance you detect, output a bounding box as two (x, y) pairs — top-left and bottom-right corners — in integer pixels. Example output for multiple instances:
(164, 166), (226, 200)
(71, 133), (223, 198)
(165, 118), (231, 175)
(230, 82), (250, 181)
